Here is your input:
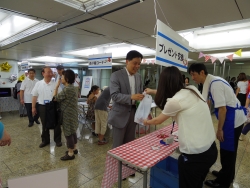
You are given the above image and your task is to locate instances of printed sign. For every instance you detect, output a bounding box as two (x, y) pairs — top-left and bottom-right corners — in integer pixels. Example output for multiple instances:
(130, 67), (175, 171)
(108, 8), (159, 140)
(88, 53), (112, 69)
(21, 61), (29, 71)
(156, 19), (189, 72)
(81, 76), (93, 96)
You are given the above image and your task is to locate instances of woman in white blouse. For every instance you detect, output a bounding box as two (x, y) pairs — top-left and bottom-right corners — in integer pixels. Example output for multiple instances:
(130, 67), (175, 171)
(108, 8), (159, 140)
(236, 72), (248, 106)
(144, 66), (218, 188)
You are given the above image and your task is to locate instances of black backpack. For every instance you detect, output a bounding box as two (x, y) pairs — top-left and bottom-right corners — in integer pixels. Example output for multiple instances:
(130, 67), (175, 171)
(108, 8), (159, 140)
(13, 84), (17, 99)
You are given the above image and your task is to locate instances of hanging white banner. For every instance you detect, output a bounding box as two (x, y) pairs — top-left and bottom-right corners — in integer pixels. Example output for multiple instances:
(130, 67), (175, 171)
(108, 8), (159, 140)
(88, 53), (112, 69)
(156, 20), (189, 72)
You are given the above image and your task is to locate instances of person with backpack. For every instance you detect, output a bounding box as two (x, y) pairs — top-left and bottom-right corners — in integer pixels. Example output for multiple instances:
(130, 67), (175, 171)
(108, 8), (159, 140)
(16, 79), (27, 117)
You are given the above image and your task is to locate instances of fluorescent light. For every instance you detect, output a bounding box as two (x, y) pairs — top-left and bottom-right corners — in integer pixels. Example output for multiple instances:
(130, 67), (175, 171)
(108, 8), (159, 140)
(25, 56), (86, 63)
(236, 63), (244, 64)
(54, 0), (117, 12)
(78, 62), (124, 66)
(209, 51), (250, 59)
(178, 19), (250, 51)
(62, 43), (156, 59)
(0, 9), (57, 47)
(0, 15), (39, 42)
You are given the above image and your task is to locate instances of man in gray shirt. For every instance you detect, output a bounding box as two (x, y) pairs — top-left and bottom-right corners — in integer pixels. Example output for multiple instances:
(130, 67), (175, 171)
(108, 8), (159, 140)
(94, 87), (111, 145)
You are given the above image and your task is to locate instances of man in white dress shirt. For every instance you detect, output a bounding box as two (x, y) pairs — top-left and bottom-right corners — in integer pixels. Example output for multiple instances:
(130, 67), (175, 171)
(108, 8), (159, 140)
(20, 69), (40, 127)
(31, 67), (62, 148)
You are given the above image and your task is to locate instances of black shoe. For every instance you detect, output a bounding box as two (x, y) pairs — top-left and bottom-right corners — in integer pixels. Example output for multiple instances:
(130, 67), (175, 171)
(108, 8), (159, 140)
(20, 114), (23, 117)
(212, 170), (219, 177)
(130, 173), (135, 177)
(35, 120), (40, 124)
(56, 142), (62, 147)
(60, 154), (75, 161)
(92, 132), (98, 137)
(204, 180), (227, 188)
(65, 149), (78, 155)
(28, 123), (34, 127)
(39, 142), (49, 148)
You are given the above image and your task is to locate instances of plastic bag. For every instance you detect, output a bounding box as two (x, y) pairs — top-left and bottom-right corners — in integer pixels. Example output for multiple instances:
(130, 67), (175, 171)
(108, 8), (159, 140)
(134, 94), (152, 125)
(136, 114), (152, 134)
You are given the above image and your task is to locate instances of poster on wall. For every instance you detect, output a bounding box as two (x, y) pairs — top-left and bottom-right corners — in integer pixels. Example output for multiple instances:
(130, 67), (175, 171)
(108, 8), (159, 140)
(81, 76), (93, 96)
(155, 19), (189, 72)
(21, 61), (29, 71)
(88, 53), (112, 69)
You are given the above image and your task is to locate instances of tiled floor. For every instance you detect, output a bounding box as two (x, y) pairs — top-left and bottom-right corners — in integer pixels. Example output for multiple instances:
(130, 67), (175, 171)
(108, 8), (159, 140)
(0, 110), (249, 188)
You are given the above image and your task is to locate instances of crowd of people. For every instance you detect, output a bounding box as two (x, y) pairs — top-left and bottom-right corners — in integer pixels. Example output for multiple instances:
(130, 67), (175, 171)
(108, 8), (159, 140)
(1, 50), (250, 187)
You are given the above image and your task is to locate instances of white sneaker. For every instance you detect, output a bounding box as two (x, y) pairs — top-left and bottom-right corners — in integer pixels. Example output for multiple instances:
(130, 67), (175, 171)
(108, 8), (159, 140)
(239, 134), (245, 141)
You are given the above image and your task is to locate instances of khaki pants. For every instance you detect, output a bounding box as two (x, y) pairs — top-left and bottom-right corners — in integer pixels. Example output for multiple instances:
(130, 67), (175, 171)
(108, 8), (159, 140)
(94, 110), (108, 135)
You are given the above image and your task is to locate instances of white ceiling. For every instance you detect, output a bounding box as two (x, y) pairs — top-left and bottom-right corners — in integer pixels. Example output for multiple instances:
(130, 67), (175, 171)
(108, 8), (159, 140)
(0, 0), (250, 66)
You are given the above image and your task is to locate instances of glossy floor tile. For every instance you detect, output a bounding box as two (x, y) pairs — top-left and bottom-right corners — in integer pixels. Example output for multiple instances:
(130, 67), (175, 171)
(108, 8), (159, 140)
(0, 111), (249, 188)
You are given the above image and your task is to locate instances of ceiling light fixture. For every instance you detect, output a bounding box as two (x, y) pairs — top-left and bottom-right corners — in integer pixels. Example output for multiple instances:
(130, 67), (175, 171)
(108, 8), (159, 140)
(25, 56), (86, 63)
(0, 9), (57, 47)
(178, 18), (250, 51)
(61, 43), (156, 59)
(54, 0), (118, 12)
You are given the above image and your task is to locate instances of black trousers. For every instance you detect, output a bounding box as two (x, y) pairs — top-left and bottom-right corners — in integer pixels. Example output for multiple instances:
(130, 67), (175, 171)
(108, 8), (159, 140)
(215, 124), (243, 187)
(25, 103), (39, 123)
(237, 93), (246, 106)
(178, 142), (218, 188)
(39, 105), (61, 144)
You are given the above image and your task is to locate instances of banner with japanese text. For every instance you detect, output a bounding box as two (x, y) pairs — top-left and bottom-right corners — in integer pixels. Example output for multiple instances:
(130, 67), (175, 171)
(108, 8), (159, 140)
(88, 53), (112, 69)
(156, 20), (189, 72)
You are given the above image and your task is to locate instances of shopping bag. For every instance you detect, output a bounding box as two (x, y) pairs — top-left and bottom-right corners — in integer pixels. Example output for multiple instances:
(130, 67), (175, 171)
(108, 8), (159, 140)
(134, 94), (152, 125)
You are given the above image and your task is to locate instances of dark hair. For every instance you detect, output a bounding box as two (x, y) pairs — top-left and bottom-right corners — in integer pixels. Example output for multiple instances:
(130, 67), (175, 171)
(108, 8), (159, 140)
(230, 77), (236, 82)
(238, 73), (247, 81)
(188, 63), (208, 75)
(126, 50), (143, 61)
(62, 69), (75, 84)
(155, 66), (184, 110)
(87, 85), (99, 98)
(182, 75), (185, 83)
(28, 68), (35, 73)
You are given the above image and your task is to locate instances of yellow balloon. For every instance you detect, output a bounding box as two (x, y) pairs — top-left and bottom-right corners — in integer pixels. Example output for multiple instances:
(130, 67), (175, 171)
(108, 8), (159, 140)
(18, 74), (25, 81)
(0, 62), (12, 72)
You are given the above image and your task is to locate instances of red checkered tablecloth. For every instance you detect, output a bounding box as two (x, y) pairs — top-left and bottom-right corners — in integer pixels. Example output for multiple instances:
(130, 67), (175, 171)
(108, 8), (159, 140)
(101, 124), (179, 188)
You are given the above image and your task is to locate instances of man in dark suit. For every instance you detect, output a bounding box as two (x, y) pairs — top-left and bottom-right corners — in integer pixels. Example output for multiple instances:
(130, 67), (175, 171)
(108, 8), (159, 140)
(108, 50), (144, 148)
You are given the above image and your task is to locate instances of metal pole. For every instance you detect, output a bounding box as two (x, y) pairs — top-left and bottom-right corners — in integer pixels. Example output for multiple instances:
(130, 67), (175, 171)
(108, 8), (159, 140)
(213, 62), (216, 75)
(118, 161), (122, 188)
(222, 61), (225, 78)
(143, 171), (148, 188)
(228, 63), (231, 78)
